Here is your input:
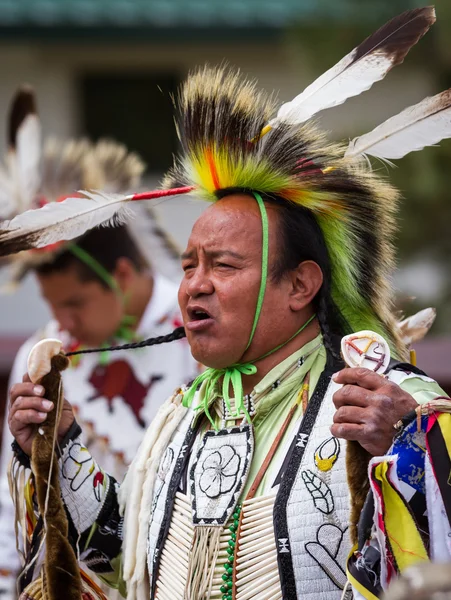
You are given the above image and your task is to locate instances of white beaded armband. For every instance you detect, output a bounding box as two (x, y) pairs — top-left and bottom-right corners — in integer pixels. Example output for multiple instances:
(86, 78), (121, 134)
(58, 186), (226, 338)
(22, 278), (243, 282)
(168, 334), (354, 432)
(59, 435), (110, 533)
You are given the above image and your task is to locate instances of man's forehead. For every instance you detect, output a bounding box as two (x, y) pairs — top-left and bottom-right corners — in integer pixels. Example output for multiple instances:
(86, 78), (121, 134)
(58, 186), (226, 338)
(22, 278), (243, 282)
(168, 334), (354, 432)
(37, 267), (97, 298)
(187, 212), (261, 258)
(191, 196), (265, 236)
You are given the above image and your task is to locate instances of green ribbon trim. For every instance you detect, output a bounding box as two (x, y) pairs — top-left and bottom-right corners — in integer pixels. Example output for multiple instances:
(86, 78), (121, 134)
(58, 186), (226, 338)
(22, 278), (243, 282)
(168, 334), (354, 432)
(183, 362), (257, 426)
(67, 243), (119, 293)
(183, 314), (315, 427)
(256, 313), (316, 361)
(245, 193), (269, 351)
(67, 243), (139, 364)
(182, 191), (315, 429)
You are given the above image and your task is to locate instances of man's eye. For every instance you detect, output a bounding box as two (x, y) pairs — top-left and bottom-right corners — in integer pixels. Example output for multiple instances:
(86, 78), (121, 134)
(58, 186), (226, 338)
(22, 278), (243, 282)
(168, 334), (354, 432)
(182, 264), (194, 272)
(66, 301), (84, 309)
(216, 263), (234, 269)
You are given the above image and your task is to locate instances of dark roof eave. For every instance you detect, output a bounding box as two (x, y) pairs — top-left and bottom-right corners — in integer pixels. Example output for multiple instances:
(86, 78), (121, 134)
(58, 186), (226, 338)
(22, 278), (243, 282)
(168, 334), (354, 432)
(0, 24), (284, 43)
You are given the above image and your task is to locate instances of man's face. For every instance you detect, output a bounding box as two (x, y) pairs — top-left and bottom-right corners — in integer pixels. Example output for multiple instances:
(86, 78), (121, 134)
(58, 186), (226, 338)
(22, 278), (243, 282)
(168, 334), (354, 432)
(37, 267), (123, 347)
(178, 194), (302, 369)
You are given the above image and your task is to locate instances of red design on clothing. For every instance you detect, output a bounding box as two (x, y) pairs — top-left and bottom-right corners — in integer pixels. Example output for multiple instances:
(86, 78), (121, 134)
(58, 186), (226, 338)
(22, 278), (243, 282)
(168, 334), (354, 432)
(93, 472), (104, 488)
(88, 360), (163, 427)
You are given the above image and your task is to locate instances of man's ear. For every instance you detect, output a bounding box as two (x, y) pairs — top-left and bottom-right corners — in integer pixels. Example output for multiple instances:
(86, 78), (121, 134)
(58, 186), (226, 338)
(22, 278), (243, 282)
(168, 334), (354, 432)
(289, 260), (323, 312)
(112, 257), (136, 293)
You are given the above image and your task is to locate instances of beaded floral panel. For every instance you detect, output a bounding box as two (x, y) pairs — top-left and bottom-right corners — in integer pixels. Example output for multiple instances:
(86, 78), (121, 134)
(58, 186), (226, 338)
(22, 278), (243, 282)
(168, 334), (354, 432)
(190, 424), (254, 526)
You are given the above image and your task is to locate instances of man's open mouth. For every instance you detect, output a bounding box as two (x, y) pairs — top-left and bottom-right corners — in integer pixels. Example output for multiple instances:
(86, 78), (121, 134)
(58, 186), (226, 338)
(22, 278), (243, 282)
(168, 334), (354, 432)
(193, 311), (210, 321)
(187, 307), (212, 321)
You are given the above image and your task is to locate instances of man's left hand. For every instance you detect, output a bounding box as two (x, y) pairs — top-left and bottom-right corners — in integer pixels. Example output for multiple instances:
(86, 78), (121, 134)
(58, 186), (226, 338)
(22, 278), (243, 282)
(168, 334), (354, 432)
(330, 368), (418, 456)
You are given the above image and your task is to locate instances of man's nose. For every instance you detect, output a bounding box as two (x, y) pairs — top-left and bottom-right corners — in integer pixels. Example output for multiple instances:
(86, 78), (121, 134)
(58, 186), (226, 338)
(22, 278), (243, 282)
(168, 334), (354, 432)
(54, 309), (77, 333)
(186, 267), (214, 297)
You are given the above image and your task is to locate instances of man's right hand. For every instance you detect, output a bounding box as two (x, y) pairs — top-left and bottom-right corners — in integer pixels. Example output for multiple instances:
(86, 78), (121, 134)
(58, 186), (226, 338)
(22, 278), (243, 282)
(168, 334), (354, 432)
(8, 373), (75, 456)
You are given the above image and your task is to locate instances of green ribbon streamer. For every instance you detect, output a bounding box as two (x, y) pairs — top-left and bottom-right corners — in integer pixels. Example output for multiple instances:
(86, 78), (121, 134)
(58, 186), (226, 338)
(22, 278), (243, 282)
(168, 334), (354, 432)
(67, 243), (120, 293)
(183, 362), (257, 426)
(182, 192), (315, 429)
(67, 243), (138, 363)
(256, 313), (316, 362)
(244, 192), (269, 352)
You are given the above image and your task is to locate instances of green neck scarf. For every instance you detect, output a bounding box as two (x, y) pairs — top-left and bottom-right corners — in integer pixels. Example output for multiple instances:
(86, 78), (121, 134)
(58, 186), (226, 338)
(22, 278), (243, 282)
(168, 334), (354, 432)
(182, 192), (315, 428)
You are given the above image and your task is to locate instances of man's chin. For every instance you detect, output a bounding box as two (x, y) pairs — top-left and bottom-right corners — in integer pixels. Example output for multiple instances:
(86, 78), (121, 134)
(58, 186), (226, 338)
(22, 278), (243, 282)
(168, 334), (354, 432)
(189, 342), (242, 370)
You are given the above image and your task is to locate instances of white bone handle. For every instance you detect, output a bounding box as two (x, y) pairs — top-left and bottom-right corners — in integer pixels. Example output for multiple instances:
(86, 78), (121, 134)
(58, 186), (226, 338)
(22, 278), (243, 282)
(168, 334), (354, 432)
(27, 338), (63, 384)
(341, 330), (390, 374)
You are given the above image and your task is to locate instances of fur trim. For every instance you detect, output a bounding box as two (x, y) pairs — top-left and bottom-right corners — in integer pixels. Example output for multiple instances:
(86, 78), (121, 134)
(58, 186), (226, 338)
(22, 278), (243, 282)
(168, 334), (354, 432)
(30, 354), (82, 600)
(346, 440), (371, 544)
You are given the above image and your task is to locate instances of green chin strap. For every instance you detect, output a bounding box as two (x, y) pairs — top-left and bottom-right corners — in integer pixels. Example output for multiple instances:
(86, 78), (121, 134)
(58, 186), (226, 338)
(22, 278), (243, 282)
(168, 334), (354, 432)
(183, 192), (316, 428)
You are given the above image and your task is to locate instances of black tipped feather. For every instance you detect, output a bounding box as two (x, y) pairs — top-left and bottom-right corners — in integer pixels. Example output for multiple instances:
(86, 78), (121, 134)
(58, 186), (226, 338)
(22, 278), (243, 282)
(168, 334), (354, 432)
(8, 85), (37, 149)
(353, 6), (435, 64)
(273, 6), (436, 126)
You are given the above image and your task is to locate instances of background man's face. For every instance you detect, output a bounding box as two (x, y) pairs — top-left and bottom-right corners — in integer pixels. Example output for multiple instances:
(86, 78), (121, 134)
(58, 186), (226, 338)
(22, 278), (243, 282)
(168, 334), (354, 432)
(178, 194), (302, 369)
(37, 266), (124, 347)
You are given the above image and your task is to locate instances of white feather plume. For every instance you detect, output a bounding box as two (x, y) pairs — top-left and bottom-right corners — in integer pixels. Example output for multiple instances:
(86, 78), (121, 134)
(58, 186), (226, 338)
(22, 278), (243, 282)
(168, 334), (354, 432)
(270, 7), (435, 128)
(16, 113), (41, 212)
(0, 190), (133, 256)
(2, 87), (42, 217)
(346, 89), (451, 160)
(398, 307), (436, 346)
(0, 165), (17, 219)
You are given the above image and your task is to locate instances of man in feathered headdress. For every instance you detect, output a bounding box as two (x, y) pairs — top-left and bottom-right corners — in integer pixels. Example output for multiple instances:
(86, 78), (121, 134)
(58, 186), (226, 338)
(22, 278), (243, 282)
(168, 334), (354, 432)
(3, 6), (451, 600)
(0, 87), (198, 599)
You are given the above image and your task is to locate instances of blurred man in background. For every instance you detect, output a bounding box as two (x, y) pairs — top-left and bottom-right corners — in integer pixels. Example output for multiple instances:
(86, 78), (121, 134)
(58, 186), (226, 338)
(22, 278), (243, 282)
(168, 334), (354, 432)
(0, 87), (198, 599)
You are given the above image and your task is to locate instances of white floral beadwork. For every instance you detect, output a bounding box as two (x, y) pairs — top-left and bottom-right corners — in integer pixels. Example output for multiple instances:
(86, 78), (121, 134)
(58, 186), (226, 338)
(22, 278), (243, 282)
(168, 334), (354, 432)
(199, 445), (241, 498)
